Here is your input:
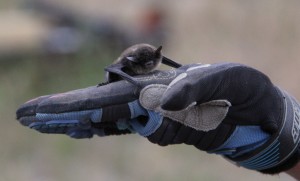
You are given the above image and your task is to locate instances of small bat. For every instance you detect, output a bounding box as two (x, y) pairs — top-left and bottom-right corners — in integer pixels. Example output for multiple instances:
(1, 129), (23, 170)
(102, 43), (181, 86)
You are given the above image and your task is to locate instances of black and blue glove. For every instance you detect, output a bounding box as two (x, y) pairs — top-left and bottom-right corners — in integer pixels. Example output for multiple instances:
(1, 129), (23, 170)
(143, 63), (300, 174)
(16, 63), (300, 175)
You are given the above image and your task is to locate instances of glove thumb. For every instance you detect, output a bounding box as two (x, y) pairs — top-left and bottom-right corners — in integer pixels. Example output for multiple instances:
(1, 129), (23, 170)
(160, 63), (224, 111)
(161, 75), (196, 111)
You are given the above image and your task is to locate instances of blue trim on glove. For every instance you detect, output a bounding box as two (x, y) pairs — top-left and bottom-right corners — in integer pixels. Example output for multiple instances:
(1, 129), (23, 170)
(32, 100), (163, 138)
(128, 100), (163, 136)
(29, 120), (80, 132)
(211, 126), (270, 157)
(130, 111), (162, 137)
(36, 109), (102, 123)
(128, 101), (148, 118)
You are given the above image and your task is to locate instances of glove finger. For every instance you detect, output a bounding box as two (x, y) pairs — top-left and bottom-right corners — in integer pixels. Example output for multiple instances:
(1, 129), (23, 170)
(29, 119), (88, 136)
(23, 108), (102, 135)
(155, 118), (182, 146)
(67, 123), (133, 139)
(68, 129), (94, 139)
(17, 64), (197, 117)
(16, 95), (87, 135)
(28, 107), (129, 136)
(19, 99), (148, 136)
(16, 95), (53, 120)
(16, 80), (140, 121)
(24, 114), (133, 138)
(35, 83), (138, 114)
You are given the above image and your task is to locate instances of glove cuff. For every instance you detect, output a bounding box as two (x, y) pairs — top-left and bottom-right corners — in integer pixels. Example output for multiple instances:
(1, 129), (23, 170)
(227, 88), (300, 174)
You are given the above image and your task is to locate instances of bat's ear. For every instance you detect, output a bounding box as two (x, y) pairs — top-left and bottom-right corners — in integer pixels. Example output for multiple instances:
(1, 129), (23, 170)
(155, 46), (162, 57)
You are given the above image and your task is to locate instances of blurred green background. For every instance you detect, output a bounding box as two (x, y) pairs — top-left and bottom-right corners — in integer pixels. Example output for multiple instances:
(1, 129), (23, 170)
(1, 0), (299, 180)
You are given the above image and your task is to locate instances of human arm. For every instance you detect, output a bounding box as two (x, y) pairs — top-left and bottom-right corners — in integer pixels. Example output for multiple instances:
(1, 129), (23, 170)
(286, 162), (300, 180)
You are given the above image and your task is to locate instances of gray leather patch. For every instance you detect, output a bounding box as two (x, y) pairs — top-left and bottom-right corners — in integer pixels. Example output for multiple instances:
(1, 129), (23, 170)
(139, 84), (231, 131)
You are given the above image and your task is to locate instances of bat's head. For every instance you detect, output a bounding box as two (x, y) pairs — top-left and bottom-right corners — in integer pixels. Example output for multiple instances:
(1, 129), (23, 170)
(121, 44), (163, 74)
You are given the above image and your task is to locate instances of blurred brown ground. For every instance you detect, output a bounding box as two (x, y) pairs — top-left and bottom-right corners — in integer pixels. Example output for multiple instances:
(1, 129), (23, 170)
(0, 0), (299, 180)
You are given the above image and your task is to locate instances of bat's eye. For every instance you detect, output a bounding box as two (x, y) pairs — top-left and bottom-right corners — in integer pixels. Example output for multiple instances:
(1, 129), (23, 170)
(126, 56), (137, 63)
(145, 61), (154, 68)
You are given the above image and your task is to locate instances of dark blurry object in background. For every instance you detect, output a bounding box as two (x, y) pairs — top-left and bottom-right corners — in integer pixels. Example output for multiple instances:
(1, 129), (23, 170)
(24, 0), (85, 56)
(43, 25), (83, 55)
(22, 0), (169, 56)
(91, 5), (169, 52)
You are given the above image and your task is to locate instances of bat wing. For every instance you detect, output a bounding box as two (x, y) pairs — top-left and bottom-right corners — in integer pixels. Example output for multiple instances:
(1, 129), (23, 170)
(104, 64), (139, 86)
(162, 56), (182, 68)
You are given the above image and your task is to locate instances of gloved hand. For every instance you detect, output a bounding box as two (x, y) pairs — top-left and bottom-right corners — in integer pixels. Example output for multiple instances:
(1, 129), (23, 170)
(141, 63), (300, 174)
(16, 63), (300, 175)
(16, 65), (190, 138)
